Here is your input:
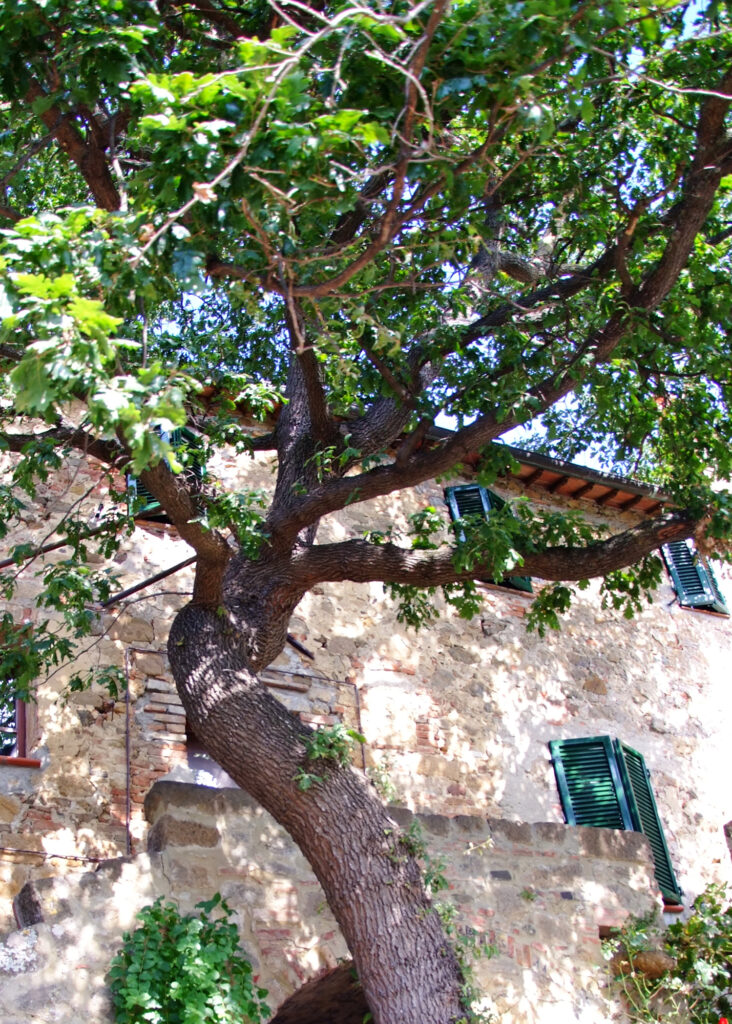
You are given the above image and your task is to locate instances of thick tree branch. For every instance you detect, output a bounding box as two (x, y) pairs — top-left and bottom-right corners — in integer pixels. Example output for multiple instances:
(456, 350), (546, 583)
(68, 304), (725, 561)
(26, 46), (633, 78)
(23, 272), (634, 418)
(0, 204), (21, 223)
(184, 0), (247, 38)
(25, 82), (120, 211)
(3, 421), (229, 603)
(136, 459), (231, 605)
(343, 354), (440, 459)
(328, 171), (393, 247)
(249, 431), (279, 452)
(267, 66), (731, 549)
(2, 425), (123, 466)
(282, 299), (333, 442)
(0, 343), (22, 362)
(294, 509), (698, 589)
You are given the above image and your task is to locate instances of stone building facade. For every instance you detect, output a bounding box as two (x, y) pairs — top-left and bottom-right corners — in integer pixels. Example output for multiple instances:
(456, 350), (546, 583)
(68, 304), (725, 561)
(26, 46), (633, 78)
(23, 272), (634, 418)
(0, 438), (731, 1022)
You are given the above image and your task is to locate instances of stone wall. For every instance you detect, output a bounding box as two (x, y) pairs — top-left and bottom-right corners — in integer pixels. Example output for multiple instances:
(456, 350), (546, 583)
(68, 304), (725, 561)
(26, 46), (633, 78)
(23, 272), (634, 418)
(0, 780), (659, 1024)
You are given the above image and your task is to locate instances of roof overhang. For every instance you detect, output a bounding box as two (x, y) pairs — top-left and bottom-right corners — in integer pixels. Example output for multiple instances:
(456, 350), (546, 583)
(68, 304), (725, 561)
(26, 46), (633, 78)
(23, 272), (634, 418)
(495, 443), (667, 515)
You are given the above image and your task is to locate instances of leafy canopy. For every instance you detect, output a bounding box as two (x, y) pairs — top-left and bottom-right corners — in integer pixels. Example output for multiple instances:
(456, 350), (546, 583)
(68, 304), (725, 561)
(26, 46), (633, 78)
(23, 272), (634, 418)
(0, 0), (731, 685)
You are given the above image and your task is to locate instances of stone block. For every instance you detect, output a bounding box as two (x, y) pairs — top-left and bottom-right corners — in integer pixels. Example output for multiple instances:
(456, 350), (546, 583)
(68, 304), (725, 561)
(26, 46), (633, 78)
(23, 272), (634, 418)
(532, 822), (573, 848)
(134, 651), (166, 677)
(12, 884), (44, 927)
(146, 678), (176, 694)
(486, 819), (534, 845)
(386, 806), (414, 830)
(143, 780), (257, 825)
(13, 877), (73, 927)
(147, 814), (220, 852)
(414, 754), (463, 781)
(327, 636), (357, 657)
(107, 616), (155, 643)
(583, 675), (608, 695)
(577, 827), (651, 863)
(416, 812), (450, 837)
(0, 795), (21, 824)
(452, 814), (488, 834)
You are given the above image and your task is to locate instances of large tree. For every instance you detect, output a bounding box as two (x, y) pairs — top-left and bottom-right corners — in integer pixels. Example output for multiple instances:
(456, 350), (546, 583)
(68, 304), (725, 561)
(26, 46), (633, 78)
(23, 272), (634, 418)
(1, 1), (731, 1020)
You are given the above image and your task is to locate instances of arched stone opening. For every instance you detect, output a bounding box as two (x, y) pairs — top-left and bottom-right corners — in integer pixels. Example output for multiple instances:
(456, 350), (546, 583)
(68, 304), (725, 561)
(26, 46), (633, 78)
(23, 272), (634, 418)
(269, 962), (370, 1024)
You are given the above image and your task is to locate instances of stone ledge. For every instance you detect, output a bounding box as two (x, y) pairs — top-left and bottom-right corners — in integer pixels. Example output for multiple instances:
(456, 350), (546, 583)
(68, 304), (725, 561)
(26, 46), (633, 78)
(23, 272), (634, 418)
(147, 813), (220, 852)
(144, 780), (259, 825)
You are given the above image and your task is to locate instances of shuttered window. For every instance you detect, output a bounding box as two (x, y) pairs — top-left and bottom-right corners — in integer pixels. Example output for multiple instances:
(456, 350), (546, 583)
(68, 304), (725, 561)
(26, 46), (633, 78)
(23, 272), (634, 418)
(549, 736), (682, 904)
(661, 540), (728, 615)
(444, 484), (532, 593)
(127, 427), (205, 523)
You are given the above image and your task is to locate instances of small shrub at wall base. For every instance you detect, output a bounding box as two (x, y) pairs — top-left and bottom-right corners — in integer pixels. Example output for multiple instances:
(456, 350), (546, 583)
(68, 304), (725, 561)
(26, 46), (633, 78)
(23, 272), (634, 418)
(107, 894), (269, 1024)
(604, 883), (731, 1024)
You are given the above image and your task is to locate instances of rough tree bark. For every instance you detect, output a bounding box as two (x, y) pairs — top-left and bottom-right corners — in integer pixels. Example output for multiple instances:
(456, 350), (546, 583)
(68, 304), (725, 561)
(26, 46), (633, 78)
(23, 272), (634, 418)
(168, 604), (466, 1024)
(167, 356), (469, 1024)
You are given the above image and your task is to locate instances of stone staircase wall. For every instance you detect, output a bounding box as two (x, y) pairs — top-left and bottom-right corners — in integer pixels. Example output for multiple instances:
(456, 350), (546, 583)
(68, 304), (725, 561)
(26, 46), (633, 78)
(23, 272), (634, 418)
(0, 780), (659, 1024)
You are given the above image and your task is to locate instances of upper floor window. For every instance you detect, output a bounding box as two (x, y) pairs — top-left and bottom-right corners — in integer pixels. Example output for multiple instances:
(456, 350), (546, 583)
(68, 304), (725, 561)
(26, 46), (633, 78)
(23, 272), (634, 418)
(661, 540), (729, 616)
(0, 693), (25, 758)
(443, 484), (533, 594)
(127, 427), (205, 524)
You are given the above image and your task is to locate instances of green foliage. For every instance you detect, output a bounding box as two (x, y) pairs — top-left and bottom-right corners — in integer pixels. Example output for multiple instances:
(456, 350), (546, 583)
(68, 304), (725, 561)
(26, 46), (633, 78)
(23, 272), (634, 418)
(304, 435), (361, 482)
(604, 884), (732, 1024)
(194, 489), (268, 557)
(0, 0), (731, 681)
(367, 755), (398, 804)
(295, 723), (366, 790)
(108, 894), (269, 1024)
(385, 582), (440, 630)
(664, 884), (732, 1024)
(525, 583), (578, 636)
(600, 555), (663, 619)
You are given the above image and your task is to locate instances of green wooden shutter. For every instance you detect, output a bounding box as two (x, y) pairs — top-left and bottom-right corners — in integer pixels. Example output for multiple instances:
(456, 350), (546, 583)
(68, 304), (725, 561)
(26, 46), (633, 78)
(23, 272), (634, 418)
(444, 484), (532, 593)
(127, 428), (205, 522)
(550, 736), (683, 905)
(614, 741), (683, 904)
(662, 540), (728, 615)
(549, 736), (633, 830)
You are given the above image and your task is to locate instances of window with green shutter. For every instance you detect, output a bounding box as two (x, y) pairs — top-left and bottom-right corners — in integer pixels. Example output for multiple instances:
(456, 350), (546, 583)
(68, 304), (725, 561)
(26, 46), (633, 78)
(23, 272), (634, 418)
(549, 736), (682, 905)
(443, 484), (532, 594)
(127, 427), (205, 523)
(661, 540), (729, 615)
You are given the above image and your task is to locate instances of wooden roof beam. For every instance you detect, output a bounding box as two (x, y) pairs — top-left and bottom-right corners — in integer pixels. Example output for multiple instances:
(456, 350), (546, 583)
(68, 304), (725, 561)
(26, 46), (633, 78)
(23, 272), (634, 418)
(597, 488), (621, 506)
(521, 466), (545, 487)
(571, 481), (596, 500)
(548, 474), (572, 494)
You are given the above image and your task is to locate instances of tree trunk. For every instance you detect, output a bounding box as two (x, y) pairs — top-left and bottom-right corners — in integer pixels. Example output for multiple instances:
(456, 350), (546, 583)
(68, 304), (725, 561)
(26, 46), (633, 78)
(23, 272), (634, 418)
(168, 601), (466, 1024)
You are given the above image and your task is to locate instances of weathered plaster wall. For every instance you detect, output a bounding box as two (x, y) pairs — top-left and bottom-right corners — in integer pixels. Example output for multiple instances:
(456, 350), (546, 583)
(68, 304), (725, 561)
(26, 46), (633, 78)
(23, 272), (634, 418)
(1, 440), (731, 993)
(0, 780), (660, 1024)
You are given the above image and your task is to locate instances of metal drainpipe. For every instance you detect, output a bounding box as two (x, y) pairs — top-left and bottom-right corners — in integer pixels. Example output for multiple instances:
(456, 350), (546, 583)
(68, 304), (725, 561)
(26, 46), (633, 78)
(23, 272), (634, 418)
(123, 648), (133, 856)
